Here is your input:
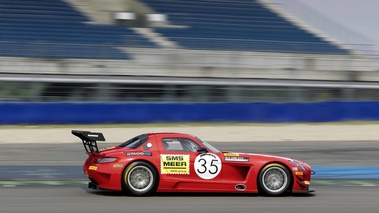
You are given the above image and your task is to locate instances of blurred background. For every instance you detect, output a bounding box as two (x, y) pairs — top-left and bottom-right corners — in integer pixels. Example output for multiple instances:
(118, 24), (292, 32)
(1, 2), (379, 212)
(1, 0), (379, 124)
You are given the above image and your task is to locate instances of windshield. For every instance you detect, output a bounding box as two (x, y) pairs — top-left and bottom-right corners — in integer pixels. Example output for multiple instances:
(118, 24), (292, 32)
(196, 136), (220, 153)
(119, 134), (148, 148)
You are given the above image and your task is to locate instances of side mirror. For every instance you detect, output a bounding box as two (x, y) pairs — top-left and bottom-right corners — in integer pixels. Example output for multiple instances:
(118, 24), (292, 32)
(196, 147), (208, 153)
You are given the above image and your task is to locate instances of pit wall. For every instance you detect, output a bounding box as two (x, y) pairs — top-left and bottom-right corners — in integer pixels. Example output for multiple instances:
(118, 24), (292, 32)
(0, 50), (375, 81)
(1, 102), (379, 124)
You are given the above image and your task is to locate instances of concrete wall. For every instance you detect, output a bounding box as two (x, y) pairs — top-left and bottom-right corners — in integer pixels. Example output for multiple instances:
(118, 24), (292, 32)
(0, 50), (376, 81)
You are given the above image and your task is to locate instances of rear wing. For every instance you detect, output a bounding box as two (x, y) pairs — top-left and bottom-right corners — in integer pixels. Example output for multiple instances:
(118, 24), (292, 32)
(72, 130), (105, 153)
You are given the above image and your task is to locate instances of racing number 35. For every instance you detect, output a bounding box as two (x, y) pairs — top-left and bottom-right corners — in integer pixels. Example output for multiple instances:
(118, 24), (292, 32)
(194, 153), (222, 180)
(197, 158), (219, 174)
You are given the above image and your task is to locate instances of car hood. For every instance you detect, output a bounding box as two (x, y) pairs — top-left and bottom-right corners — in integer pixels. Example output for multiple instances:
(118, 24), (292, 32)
(223, 151), (304, 164)
(247, 153), (293, 160)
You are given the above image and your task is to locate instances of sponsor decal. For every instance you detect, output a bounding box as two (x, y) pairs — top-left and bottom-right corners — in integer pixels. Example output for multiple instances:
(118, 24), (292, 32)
(126, 152), (152, 156)
(100, 146), (115, 152)
(142, 142), (153, 151)
(160, 154), (190, 174)
(113, 164), (123, 168)
(304, 181), (310, 185)
(223, 153), (240, 157)
(195, 153), (222, 180)
(88, 134), (99, 137)
(88, 166), (97, 171)
(296, 171), (304, 176)
(292, 167), (298, 171)
(224, 156), (249, 162)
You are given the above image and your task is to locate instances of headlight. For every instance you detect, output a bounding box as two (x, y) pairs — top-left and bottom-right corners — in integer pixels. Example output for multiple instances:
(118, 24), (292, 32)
(288, 159), (306, 172)
(96, 157), (118, 164)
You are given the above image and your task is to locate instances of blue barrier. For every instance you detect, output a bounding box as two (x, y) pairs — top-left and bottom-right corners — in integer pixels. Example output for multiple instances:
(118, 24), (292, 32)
(1, 101), (379, 124)
(312, 166), (379, 179)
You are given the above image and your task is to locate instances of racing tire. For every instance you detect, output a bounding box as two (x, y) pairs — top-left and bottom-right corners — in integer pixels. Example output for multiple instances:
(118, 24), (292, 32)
(122, 161), (158, 196)
(258, 163), (292, 196)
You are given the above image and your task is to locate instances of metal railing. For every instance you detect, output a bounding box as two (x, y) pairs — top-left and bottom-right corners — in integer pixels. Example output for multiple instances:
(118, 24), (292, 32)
(2, 80), (379, 103)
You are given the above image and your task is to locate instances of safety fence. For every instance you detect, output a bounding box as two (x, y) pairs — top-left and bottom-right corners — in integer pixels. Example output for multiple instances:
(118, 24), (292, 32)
(1, 101), (379, 124)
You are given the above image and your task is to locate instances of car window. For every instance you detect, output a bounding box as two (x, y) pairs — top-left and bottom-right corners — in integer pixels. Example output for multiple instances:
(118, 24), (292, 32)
(195, 136), (220, 153)
(162, 138), (200, 152)
(119, 134), (149, 148)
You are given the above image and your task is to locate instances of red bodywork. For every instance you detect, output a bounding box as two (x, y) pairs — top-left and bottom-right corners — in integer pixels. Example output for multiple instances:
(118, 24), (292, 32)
(83, 132), (313, 193)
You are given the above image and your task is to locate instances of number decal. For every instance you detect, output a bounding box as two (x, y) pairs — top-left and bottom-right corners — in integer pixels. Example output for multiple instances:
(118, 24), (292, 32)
(194, 153), (222, 179)
(196, 158), (207, 174)
(209, 159), (219, 174)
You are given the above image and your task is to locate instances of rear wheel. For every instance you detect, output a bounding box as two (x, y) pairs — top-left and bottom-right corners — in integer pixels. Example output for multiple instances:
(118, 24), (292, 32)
(258, 163), (292, 196)
(122, 161), (158, 196)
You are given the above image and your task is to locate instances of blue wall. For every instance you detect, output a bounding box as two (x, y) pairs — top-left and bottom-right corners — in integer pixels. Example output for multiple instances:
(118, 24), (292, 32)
(1, 102), (379, 124)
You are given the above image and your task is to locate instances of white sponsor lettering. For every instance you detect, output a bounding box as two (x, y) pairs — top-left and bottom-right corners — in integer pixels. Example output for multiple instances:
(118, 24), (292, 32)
(224, 156), (249, 162)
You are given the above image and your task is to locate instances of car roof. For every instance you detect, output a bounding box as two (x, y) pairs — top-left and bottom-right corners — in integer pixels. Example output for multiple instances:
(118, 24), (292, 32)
(146, 132), (194, 137)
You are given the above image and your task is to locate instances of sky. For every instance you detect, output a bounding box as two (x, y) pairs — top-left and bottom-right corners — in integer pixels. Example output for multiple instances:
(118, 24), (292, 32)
(298, 0), (379, 51)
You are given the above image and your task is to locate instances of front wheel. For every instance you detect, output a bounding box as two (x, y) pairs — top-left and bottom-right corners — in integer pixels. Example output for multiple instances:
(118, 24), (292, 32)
(258, 163), (292, 196)
(122, 161), (158, 196)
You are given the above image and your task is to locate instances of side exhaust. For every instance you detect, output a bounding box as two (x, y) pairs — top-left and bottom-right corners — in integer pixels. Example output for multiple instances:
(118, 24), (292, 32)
(235, 184), (246, 191)
(88, 182), (98, 190)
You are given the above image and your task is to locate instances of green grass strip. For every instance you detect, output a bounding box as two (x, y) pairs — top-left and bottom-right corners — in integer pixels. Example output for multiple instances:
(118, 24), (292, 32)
(0, 180), (87, 186)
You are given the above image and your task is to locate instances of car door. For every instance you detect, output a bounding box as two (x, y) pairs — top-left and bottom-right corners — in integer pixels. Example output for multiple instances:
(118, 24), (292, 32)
(155, 134), (223, 190)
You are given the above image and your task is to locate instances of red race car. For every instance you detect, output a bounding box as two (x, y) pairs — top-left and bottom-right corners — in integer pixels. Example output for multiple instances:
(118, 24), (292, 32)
(72, 130), (315, 196)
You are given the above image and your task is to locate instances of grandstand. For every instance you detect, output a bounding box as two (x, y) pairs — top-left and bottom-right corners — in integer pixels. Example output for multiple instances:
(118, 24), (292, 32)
(141, 0), (349, 54)
(0, 0), (156, 59)
(0, 0), (357, 58)
(0, 0), (377, 103)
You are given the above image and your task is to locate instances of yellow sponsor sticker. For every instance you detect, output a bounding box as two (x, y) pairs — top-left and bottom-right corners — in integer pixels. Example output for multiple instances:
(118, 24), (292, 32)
(223, 153), (240, 157)
(160, 154), (190, 174)
(113, 164), (123, 168)
(88, 166), (97, 171)
(304, 181), (310, 185)
(295, 171), (303, 176)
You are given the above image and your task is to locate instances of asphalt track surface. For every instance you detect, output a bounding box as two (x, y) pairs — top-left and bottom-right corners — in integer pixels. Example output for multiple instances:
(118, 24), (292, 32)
(1, 186), (379, 213)
(1, 141), (379, 213)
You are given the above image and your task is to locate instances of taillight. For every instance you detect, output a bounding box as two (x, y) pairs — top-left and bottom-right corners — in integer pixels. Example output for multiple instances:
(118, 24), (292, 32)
(95, 157), (118, 164)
